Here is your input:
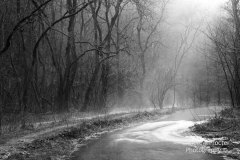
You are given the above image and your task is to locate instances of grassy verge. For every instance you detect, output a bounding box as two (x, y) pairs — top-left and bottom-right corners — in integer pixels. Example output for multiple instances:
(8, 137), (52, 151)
(1, 110), (170, 160)
(191, 108), (240, 159)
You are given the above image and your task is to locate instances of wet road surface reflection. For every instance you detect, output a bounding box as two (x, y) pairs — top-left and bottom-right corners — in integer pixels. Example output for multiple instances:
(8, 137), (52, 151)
(71, 107), (224, 160)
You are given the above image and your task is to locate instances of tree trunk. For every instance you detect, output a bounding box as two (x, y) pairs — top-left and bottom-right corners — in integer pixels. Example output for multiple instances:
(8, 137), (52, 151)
(0, 84), (3, 135)
(231, 0), (240, 107)
(217, 90), (221, 105)
(57, 0), (77, 112)
(82, 2), (101, 111)
(82, 64), (100, 111)
(116, 16), (123, 103)
(99, 36), (111, 109)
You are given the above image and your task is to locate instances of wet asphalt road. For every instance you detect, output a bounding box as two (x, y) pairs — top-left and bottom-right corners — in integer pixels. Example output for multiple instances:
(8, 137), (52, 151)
(70, 107), (224, 160)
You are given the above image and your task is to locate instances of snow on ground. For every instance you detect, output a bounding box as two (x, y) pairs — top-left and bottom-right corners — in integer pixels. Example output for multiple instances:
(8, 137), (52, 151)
(5, 111), (140, 145)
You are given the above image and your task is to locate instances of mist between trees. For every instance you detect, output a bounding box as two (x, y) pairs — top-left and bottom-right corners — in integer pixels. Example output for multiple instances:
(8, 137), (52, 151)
(0, 0), (239, 134)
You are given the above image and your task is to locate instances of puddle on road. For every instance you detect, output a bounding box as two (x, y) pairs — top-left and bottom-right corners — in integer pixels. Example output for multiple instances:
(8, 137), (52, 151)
(114, 120), (208, 145)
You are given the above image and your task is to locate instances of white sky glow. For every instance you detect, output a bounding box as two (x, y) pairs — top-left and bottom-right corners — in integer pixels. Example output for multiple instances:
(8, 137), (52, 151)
(168, 0), (227, 23)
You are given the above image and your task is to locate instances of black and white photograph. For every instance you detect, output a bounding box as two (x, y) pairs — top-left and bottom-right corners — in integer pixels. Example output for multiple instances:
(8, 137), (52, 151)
(0, 0), (240, 160)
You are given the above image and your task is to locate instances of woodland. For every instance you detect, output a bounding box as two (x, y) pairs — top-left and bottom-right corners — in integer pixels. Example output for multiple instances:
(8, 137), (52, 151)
(0, 0), (239, 134)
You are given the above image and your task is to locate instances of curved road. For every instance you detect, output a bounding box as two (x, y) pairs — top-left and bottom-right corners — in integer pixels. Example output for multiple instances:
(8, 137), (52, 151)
(71, 107), (224, 160)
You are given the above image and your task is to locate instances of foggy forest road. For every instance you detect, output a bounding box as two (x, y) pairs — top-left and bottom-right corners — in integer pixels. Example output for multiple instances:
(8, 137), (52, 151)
(70, 107), (224, 160)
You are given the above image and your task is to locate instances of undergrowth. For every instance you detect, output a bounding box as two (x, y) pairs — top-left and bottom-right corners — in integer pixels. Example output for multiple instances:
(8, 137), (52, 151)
(3, 110), (165, 160)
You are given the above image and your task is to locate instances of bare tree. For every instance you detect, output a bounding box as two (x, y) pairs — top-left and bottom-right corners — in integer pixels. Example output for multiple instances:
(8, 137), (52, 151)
(149, 23), (199, 109)
(133, 0), (168, 90)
